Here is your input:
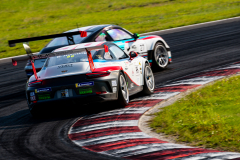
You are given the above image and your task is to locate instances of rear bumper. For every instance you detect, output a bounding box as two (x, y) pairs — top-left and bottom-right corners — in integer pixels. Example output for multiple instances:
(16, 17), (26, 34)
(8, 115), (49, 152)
(26, 73), (120, 110)
(28, 92), (118, 110)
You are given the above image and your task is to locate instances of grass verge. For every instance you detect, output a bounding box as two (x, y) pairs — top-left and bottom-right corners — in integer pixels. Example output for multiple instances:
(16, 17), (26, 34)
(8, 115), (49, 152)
(150, 75), (240, 152)
(1, 0), (240, 59)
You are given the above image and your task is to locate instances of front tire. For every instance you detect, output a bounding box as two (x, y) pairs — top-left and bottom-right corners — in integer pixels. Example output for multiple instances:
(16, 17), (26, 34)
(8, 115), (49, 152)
(142, 64), (155, 95)
(153, 42), (169, 69)
(117, 72), (129, 107)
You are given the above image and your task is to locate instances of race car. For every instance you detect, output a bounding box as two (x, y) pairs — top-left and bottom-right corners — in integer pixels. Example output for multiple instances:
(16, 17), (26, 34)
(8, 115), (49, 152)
(9, 24), (171, 78)
(10, 42), (155, 117)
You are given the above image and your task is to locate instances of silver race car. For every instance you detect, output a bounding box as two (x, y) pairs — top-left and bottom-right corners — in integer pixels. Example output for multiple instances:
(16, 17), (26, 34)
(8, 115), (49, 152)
(10, 41), (155, 117)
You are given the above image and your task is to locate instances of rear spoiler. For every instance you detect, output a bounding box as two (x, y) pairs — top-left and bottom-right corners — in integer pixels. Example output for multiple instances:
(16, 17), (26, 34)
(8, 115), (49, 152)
(8, 30), (87, 80)
(8, 31), (87, 47)
(11, 43), (108, 80)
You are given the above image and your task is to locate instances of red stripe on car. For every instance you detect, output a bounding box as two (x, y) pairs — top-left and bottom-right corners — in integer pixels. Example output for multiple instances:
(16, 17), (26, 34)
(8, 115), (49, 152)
(94, 66), (123, 72)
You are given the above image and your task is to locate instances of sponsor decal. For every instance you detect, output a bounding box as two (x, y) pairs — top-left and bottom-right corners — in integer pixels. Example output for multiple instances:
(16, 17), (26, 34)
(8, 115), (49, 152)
(113, 87), (117, 93)
(35, 87), (52, 93)
(79, 88), (92, 94)
(112, 80), (117, 87)
(67, 55), (74, 58)
(139, 62), (141, 65)
(76, 81), (94, 88)
(57, 64), (73, 69)
(30, 92), (36, 101)
(38, 94), (51, 100)
(136, 66), (140, 74)
(61, 89), (69, 97)
(61, 70), (68, 73)
(30, 96), (36, 101)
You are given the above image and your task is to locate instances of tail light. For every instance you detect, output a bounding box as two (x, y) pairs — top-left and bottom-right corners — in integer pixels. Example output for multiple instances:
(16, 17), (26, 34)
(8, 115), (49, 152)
(86, 71), (110, 79)
(96, 91), (107, 94)
(28, 80), (43, 87)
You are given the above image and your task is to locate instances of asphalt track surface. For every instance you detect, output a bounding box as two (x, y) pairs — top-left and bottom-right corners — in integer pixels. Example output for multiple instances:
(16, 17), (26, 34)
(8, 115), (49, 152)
(0, 17), (240, 159)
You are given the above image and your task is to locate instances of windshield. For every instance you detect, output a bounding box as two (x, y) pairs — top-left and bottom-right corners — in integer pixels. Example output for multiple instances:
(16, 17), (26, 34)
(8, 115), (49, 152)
(46, 32), (92, 47)
(45, 49), (104, 67)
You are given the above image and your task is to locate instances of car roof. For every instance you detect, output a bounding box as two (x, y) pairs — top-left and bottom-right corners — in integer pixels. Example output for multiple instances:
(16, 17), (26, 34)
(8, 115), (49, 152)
(53, 41), (113, 52)
(65, 24), (120, 33)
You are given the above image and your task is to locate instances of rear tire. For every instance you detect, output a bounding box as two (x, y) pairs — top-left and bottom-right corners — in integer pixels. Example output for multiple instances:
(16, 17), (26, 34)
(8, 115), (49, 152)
(117, 72), (129, 107)
(153, 42), (169, 69)
(142, 63), (155, 95)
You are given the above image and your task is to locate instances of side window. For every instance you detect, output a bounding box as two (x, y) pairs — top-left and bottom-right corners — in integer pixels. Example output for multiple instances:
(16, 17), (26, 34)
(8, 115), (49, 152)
(95, 32), (107, 42)
(92, 49), (116, 60)
(107, 29), (132, 41)
(109, 45), (128, 59)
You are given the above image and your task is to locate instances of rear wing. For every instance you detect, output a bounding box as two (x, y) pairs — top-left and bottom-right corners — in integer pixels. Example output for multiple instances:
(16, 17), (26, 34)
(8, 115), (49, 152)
(8, 30), (88, 80)
(8, 31), (87, 47)
(10, 41), (108, 80)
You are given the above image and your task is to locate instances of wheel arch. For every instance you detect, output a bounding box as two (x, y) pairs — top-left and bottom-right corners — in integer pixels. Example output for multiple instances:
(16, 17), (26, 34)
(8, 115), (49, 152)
(147, 40), (172, 65)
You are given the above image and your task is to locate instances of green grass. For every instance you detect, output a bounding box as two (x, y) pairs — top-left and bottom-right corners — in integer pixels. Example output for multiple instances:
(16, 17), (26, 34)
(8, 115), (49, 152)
(150, 75), (240, 152)
(1, 0), (240, 58)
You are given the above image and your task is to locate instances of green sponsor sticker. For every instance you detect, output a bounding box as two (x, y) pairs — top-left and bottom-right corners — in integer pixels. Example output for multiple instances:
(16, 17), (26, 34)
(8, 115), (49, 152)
(79, 88), (92, 94)
(38, 94), (51, 100)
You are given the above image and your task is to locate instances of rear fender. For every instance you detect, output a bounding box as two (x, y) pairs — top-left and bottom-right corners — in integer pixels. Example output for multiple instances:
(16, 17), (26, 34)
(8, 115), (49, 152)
(140, 36), (171, 63)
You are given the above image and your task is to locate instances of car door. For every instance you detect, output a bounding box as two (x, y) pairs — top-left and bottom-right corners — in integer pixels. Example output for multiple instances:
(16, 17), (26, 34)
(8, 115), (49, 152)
(108, 44), (143, 88)
(106, 28), (147, 55)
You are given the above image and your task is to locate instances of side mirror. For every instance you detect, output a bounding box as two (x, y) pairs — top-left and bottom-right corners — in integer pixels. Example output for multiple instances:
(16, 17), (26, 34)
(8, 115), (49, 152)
(129, 51), (138, 60)
(133, 33), (140, 40)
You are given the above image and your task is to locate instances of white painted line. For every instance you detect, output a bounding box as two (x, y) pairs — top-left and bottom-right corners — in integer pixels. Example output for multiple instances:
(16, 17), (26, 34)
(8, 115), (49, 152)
(73, 132), (151, 146)
(101, 143), (191, 157)
(131, 92), (180, 101)
(84, 107), (149, 120)
(70, 120), (138, 134)
(165, 76), (224, 86)
(218, 64), (240, 69)
(141, 16), (240, 36)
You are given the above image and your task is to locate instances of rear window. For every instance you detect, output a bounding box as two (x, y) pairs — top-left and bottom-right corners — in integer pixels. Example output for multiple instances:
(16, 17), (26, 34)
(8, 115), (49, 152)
(45, 49), (104, 67)
(46, 32), (92, 47)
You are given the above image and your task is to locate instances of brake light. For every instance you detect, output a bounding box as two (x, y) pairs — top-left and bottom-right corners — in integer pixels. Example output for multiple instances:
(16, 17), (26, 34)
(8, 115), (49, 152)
(28, 80), (43, 87)
(86, 71), (110, 79)
(96, 91), (107, 94)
